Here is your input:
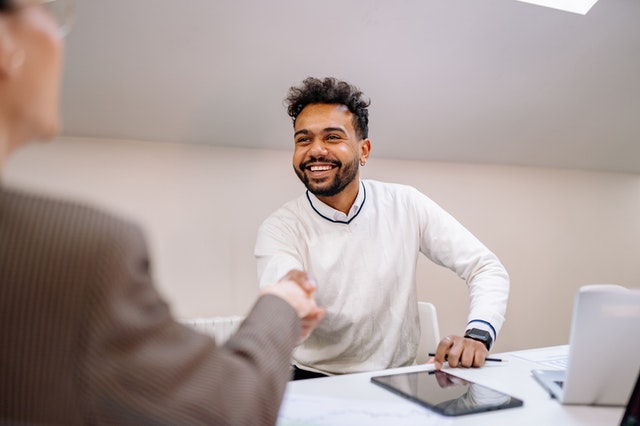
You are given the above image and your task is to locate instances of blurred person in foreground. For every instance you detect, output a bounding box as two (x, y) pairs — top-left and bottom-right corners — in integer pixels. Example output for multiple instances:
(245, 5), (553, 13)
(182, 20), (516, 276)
(0, 1), (324, 424)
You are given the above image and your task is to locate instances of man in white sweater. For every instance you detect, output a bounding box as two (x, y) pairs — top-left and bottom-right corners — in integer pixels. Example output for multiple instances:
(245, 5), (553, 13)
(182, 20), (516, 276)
(255, 77), (510, 380)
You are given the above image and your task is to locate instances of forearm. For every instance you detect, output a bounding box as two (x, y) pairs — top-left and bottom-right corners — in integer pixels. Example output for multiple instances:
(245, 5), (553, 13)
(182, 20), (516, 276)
(83, 225), (300, 425)
(466, 261), (510, 340)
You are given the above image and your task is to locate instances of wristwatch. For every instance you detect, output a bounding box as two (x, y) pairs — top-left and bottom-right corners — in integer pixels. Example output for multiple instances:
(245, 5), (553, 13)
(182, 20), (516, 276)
(464, 328), (493, 350)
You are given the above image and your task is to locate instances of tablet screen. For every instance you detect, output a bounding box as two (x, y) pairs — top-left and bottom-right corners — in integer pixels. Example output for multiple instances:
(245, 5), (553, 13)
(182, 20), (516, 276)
(371, 370), (523, 416)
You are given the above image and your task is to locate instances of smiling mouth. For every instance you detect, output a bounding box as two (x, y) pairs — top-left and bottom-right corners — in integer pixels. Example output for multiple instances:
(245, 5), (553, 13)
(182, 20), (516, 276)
(308, 165), (334, 172)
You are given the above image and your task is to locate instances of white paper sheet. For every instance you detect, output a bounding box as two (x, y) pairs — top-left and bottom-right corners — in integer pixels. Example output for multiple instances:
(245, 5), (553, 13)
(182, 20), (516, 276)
(277, 392), (450, 426)
(509, 345), (569, 369)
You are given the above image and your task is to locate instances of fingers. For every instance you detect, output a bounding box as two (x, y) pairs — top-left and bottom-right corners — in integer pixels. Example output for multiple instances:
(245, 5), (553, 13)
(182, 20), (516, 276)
(431, 335), (489, 369)
(261, 269), (324, 343)
(280, 269), (317, 293)
(260, 280), (313, 317)
(297, 308), (325, 344)
(280, 270), (323, 344)
(432, 336), (453, 370)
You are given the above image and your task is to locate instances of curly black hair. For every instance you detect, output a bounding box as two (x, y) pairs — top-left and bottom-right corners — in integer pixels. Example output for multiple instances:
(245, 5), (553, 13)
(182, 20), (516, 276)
(285, 77), (371, 139)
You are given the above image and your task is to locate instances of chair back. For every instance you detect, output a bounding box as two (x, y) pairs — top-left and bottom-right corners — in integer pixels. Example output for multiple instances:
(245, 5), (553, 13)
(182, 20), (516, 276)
(415, 301), (441, 364)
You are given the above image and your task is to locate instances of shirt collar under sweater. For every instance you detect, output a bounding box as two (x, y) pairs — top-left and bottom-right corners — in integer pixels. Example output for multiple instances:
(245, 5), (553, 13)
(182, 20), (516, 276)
(305, 180), (366, 224)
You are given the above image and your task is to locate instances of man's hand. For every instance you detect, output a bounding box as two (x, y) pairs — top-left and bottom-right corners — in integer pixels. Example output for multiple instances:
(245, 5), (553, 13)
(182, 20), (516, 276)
(428, 335), (489, 370)
(260, 269), (325, 344)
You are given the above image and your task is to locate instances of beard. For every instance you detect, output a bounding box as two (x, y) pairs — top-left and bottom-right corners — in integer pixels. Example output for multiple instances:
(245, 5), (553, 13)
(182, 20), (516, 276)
(294, 156), (359, 197)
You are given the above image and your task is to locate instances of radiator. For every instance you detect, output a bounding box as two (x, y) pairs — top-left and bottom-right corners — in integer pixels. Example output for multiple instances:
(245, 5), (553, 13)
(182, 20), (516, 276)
(179, 316), (245, 344)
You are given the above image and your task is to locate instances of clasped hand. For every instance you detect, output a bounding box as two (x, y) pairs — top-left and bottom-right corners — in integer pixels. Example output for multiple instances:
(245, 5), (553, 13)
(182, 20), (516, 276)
(260, 269), (325, 344)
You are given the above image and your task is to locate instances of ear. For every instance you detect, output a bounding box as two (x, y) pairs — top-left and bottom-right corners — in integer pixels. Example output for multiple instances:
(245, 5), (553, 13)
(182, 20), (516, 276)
(359, 138), (371, 165)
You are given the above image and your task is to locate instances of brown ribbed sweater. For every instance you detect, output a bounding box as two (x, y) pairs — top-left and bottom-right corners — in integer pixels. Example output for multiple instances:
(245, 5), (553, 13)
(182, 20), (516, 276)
(0, 187), (299, 425)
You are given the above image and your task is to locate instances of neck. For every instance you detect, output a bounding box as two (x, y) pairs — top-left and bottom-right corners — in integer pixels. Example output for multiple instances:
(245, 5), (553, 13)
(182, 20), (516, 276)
(316, 178), (361, 215)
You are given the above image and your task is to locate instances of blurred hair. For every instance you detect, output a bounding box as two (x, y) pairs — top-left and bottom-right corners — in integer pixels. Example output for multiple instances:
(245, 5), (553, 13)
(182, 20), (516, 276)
(285, 77), (370, 139)
(0, 0), (12, 11)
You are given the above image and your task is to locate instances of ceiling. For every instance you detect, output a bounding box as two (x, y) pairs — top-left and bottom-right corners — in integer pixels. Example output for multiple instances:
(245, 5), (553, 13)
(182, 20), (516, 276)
(60, 0), (640, 174)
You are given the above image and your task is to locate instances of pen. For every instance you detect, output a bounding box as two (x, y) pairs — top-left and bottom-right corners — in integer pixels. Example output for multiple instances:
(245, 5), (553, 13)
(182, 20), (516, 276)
(428, 353), (505, 363)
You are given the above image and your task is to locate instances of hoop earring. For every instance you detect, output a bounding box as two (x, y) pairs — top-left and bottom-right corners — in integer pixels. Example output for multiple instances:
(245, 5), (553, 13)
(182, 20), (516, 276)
(360, 160), (366, 166)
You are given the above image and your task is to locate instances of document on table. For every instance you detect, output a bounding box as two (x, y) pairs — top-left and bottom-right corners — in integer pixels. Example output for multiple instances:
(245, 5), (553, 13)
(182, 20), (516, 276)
(277, 392), (450, 426)
(509, 345), (569, 369)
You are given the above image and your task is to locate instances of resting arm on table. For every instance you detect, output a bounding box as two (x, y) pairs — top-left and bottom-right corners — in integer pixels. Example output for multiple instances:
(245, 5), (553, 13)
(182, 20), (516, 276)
(416, 190), (510, 370)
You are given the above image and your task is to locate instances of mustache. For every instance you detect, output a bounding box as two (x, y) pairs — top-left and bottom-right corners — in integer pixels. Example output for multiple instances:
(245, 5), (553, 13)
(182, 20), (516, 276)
(300, 157), (342, 170)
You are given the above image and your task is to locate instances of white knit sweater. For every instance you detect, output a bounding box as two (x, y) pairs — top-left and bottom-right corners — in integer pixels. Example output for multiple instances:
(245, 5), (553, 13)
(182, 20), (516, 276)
(255, 179), (509, 375)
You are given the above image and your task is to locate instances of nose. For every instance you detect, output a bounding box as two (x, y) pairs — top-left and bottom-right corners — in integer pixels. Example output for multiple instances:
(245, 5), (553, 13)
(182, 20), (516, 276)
(307, 138), (328, 157)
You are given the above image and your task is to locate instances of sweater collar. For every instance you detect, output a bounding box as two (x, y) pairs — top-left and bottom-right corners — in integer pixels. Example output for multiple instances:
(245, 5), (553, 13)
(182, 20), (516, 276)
(306, 180), (366, 224)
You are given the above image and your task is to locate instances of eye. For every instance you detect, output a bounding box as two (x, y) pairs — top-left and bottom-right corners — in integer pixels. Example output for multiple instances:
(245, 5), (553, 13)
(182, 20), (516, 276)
(326, 134), (342, 142)
(295, 136), (311, 144)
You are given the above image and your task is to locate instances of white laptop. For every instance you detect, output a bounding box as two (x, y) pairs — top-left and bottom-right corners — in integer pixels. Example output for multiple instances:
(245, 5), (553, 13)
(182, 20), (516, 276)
(532, 284), (640, 406)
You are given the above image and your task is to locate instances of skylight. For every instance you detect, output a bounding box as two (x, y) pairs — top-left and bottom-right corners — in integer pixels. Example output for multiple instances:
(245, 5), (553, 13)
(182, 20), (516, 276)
(515, 0), (599, 15)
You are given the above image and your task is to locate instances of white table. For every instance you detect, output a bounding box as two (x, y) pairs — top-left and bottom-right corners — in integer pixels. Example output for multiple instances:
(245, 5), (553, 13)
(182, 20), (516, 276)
(277, 346), (624, 426)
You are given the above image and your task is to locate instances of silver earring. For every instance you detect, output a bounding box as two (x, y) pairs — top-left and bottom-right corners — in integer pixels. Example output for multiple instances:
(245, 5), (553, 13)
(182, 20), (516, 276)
(360, 160), (366, 166)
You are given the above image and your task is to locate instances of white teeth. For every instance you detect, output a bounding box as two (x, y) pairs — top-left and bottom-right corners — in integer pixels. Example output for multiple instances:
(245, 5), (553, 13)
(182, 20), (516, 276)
(310, 165), (332, 171)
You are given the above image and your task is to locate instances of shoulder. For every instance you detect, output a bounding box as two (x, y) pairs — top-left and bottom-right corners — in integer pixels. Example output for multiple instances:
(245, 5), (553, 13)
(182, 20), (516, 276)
(259, 193), (310, 226)
(0, 187), (152, 337)
(362, 179), (429, 202)
(361, 180), (449, 224)
(1, 187), (144, 255)
(363, 179), (417, 193)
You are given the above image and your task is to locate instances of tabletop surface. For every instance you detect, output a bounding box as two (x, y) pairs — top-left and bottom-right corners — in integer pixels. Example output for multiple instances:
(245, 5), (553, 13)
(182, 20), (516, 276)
(277, 346), (625, 426)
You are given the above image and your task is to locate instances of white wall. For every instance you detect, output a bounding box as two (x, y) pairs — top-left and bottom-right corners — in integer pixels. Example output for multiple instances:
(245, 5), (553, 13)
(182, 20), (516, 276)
(5, 137), (639, 353)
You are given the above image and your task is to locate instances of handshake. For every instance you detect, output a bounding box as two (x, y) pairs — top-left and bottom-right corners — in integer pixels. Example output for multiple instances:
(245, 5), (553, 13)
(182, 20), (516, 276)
(260, 270), (325, 344)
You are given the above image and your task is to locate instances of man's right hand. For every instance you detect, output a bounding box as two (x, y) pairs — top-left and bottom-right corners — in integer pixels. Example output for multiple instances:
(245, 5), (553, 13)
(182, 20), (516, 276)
(260, 270), (325, 344)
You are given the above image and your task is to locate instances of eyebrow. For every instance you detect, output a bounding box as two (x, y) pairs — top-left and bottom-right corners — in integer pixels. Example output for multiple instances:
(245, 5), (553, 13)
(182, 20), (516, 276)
(322, 127), (347, 134)
(294, 127), (347, 137)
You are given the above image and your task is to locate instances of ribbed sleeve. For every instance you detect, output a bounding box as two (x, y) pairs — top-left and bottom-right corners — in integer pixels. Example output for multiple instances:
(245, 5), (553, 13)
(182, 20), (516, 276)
(1, 187), (300, 425)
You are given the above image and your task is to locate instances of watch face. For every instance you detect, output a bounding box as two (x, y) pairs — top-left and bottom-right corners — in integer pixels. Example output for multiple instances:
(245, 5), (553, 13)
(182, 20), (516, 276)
(465, 328), (492, 349)
(468, 330), (489, 340)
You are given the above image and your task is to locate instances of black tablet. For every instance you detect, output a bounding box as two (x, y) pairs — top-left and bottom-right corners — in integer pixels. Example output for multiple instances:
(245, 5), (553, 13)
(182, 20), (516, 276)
(371, 370), (523, 417)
